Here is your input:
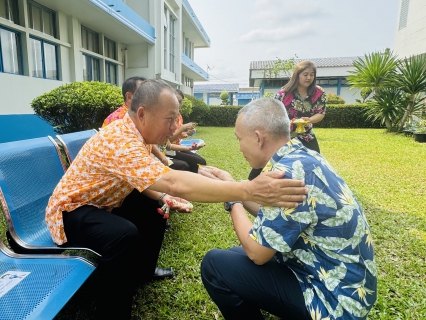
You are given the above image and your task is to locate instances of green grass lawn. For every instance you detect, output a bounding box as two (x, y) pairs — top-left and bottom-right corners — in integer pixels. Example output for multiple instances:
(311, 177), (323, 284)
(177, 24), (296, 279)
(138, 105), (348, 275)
(2, 127), (426, 319)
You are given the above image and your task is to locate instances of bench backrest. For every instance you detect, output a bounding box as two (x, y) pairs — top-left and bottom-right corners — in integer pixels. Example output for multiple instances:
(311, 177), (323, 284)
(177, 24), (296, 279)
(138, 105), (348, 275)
(0, 136), (67, 249)
(56, 129), (97, 163)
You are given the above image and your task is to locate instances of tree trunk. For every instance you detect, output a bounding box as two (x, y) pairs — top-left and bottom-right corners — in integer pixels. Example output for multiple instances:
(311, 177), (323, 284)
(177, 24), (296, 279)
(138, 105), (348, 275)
(398, 94), (415, 132)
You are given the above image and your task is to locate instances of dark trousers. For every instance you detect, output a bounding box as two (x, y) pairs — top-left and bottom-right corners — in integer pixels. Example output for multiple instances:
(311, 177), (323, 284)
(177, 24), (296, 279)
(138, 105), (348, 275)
(169, 157), (190, 171)
(299, 136), (320, 153)
(201, 247), (310, 320)
(61, 190), (166, 319)
(170, 150), (206, 173)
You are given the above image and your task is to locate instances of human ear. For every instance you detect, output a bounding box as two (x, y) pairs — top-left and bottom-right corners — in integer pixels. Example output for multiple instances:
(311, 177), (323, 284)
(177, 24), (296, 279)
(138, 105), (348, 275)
(137, 107), (145, 120)
(255, 130), (263, 148)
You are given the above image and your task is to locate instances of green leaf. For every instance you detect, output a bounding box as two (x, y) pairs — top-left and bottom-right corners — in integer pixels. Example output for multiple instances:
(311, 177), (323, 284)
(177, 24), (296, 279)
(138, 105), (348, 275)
(338, 295), (369, 317)
(293, 249), (319, 267)
(261, 226), (291, 252)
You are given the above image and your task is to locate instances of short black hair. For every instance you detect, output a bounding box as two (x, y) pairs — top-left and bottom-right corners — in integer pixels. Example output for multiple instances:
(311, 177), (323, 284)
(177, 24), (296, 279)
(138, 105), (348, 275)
(122, 76), (147, 100)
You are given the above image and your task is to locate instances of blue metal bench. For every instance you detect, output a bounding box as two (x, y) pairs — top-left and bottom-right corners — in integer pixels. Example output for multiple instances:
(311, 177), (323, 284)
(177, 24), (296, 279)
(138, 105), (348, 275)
(0, 237), (95, 320)
(56, 129), (97, 163)
(0, 136), (98, 255)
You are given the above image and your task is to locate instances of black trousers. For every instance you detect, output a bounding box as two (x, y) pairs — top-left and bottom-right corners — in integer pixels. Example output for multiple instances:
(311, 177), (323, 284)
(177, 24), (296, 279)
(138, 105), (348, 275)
(170, 150), (206, 173)
(169, 157), (190, 171)
(201, 247), (310, 320)
(61, 190), (166, 319)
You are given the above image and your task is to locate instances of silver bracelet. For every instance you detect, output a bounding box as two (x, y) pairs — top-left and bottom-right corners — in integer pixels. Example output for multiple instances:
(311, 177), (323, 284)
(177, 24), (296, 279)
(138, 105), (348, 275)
(158, 192), (167, 205)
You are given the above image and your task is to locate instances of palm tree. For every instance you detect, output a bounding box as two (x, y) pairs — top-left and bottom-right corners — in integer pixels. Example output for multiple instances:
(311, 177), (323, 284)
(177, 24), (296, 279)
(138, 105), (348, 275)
(364, 87), (407, 130)
(347, 51), (399, 93)
(393, 54), (426, 132)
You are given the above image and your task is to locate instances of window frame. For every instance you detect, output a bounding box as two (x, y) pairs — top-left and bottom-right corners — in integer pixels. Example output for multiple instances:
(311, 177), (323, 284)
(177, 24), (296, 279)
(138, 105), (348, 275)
(169, 14), (175, 73)
(104, 37), (116, 60)
(81, 25), (99, 54)
(0, 25), (23, 75)
(0, 0), (20, 24)
(29, 35), (59, 80)
(27, 0), (56, 38)
(82, 53), (100, 81)
(105, 60), (117, 85)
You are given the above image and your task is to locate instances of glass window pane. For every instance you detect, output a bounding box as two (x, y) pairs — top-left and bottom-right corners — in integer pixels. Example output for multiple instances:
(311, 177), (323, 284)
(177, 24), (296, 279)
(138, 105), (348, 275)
(29, 38), (43, 77)
(81, 28), (87, 49)
(92, 58), (100, 81)
(82, 54), (90, 81)
(0, 0), (19, 23)
(93, 33), (99, 53)
(88, 31), (93, 51)
(42, 10), (54, 36)
(0, 0), (7, 20)
(31, 5), (42, 32)
(104, 38), (116, 59)
(107, 63), (116, 84)
(44, 42), (57, 79)
(1, 28), (22, 74)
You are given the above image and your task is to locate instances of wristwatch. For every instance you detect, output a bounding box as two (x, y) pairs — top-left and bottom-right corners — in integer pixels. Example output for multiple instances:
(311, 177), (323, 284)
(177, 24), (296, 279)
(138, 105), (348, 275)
(224, 201), (243, 212)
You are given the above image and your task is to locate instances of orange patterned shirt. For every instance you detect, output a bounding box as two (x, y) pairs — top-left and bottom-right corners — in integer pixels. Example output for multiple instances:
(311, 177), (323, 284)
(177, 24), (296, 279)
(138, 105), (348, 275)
(173, 113), (184, 144)
(102, 103), (128, 127)
(46, 113), (170, 245)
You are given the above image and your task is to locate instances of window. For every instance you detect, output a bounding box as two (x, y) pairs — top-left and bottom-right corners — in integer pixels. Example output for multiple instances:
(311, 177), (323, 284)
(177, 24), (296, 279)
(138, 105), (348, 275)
(105, 61), (117, 85)
(398, 0), (410, 30)
(82, 54), (100, 81)
(184, 37), (193, 59)
(184, 76), (193, 88)
(30, 37), (58, 79)
(104, 37), (116, 60)
(0, 26), (22, 74)
(0, 0), (19, 24)
(81, 26), (99, 54)
(28, 1), (56, 37)
(169, 14), (175, 72)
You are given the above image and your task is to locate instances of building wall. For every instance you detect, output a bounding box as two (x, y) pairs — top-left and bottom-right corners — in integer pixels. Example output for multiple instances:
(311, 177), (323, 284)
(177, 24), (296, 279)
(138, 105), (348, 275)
(394, 0), (426, 58)
(0, 0), (209, 142)
(0, 0), (126, 115)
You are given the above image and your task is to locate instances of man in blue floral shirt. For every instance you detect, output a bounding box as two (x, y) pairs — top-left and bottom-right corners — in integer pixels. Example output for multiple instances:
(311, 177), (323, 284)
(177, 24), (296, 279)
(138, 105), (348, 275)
(200, 98), (377, 320)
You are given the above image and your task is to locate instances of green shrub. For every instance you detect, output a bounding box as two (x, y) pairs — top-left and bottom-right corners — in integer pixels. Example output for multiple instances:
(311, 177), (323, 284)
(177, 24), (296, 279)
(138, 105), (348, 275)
(201, 105), (241, 127)
(31, 81), (123, 133)
(180, 97), (193, 117)
(326, 92), (345, 104)
(184, 94), (210, 125)
(181, 103), (383, 128)
(263, 92), (275, 98)
(316, 104), (383, 128)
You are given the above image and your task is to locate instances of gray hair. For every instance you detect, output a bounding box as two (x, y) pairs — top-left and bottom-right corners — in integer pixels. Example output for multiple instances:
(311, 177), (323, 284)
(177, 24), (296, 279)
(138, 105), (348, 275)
(130, 79), (175, 113)
(238, 98), (290, 138)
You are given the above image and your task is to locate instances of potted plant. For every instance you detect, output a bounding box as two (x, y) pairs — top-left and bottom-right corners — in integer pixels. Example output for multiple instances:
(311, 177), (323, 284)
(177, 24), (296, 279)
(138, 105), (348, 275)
(413, 119), (426, 143)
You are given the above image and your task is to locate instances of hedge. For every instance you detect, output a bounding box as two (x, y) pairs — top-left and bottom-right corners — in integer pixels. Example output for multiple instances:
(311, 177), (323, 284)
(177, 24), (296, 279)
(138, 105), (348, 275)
(31, 81), (123, 133)
(184, 104), (383, 128)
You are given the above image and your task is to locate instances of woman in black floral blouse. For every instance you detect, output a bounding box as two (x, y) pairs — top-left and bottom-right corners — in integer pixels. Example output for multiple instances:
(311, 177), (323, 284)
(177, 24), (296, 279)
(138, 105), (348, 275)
(248, 60), (326, 180)
(277, 60), (326, 153)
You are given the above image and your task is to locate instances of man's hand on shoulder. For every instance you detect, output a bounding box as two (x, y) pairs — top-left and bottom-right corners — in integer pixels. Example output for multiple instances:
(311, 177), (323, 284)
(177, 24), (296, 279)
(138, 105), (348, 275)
(246, 171), (307, 208)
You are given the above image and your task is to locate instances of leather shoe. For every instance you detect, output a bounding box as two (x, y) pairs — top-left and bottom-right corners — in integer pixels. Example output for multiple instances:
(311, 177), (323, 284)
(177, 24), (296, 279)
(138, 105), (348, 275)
(153, 267), (174, 280)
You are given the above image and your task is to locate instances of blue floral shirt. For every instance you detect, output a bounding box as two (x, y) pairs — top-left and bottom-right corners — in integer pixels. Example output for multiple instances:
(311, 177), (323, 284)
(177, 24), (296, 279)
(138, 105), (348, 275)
(249, 139), (377, 319)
